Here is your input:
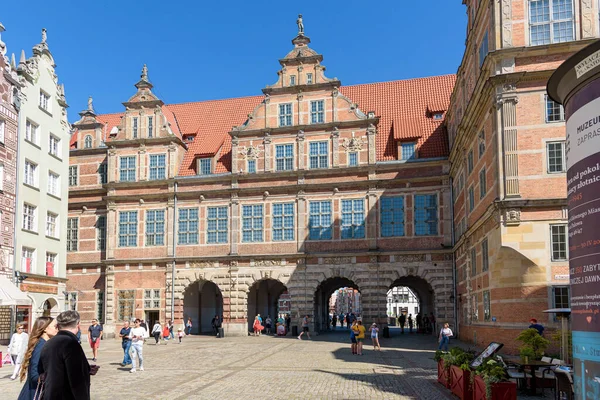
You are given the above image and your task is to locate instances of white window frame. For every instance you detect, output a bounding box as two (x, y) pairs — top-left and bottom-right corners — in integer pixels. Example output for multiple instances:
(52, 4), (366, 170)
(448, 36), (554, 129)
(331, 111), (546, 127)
(290, 75), (296, 86)
(529, 0), (575, 46)
(25, 120), (38, 145)
(49, 134), (61, 157)
(547, 141), (566, 173)
(149, 154), (166, 180)
(23, 203), (36, 231)
(275, 144), (294, 171)
(310, 100), (325, 124)
(22, 247), (35, 273)
(39, 90), (51, 112)
(278, 103), (293, 127)
(46, 212), (58, 238)
(148, 116), (154, 138)
(307, 73), (313, 84)
(198, 158), (212, 175)
(550, 224), (568, 261)
(67, 218), (78, 252)
(348, 152), (358, 167)
(132, 117), (138, 138)
(84, 135), (92, 149)
(45, 252), (57, 276)
(0, 119), (5, 143)
(309, 141), (329, 169)
(0, 163), (3, 191)
(545, 95), (565, 122)
(68, 166), (78, 186)
(24, 160), (38, 187)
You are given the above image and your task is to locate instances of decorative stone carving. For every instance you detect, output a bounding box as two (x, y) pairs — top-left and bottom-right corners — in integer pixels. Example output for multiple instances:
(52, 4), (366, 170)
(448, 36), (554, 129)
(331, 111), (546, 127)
(190, 261), (216, 269)
(228, 261), (238, 267)
(504, 209), (521, 226)
(263, 133), (272, 145)
(324, 257), (352, 265)
(395, 254), (424, 262)
(342, 136), (364, 152)
(238, 145), (262, 160)
(296, 130), (305, 142)
(254, 259), (279, 267)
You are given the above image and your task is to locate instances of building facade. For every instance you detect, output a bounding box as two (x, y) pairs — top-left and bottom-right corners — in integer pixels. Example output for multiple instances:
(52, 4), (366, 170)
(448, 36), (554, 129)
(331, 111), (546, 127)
(67, 24), (456, 336)
(447, 0), (598, 350)
(13, 29), (70, 326)
(386, 286), (419, 317)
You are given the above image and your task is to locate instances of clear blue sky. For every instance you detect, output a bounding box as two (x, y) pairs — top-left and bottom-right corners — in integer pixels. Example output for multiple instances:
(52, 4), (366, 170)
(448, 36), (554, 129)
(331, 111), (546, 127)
(2, 1), (467, 120)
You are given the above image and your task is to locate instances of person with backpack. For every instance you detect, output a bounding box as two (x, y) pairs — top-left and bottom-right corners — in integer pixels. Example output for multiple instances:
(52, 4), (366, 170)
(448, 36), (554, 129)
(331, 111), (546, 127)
(151, 321), (163, 344)
(350, 320), (358, 354)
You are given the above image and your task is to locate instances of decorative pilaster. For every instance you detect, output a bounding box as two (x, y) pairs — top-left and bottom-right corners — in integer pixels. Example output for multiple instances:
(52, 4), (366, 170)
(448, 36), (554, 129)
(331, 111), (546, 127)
(297, 191), (306, 253)
(331, 128), (340, 167)
(501, 0), (513, 48)
(107, 201), (117, 259)
(104, 265), (115, 330)
(296, 130), (305, 170)
(496, 84), (520, 197)
(581, 0), (595, 39)
(297, 92), (304, 125)
(138, 143), (147, 180)
(167, 142), (176, 178)
(230, 193), (240, 255)
(166, 196), (175, 257)
(263, 133), (272, 172)
(366, 189), (378, 250)
(366, 124), (376, 164)
(231, 136), (239, 173)
(108, 146), (117, 182)
(332, 87), (339, 122)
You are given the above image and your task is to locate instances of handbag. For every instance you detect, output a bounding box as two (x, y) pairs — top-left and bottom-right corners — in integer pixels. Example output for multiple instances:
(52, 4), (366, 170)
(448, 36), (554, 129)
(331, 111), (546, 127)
(33, 374), (46, 400)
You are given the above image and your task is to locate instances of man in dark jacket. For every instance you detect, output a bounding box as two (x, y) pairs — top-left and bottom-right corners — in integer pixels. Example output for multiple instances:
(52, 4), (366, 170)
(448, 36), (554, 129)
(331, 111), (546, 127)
(39, 310), (93, 400)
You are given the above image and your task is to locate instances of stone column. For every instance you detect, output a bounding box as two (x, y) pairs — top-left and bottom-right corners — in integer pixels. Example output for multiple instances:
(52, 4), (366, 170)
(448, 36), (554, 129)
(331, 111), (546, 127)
(138, 144), (147, 181)
(332, 88), (339, 122)
(366, 124), (376, 165)
(167, 142), (176, 178)
(496, 84), (520, 197)
(263, 133), (272, 173)
(297, 191), (306, 253)
(366, 189), (378, 250)
(231, 136), (239, 174)
(296, 130), (305, 170)
(166, 196), (175, 257)
(297, 92), (303, 126)
(108, 147), (117, 182)
(230, 194), (240, 255)
(331, 128), (340, 168)
(107, 201), (117, 259)
(500, 0), (513, 48)
(165, 261), (176, 320)
(104, 265), (116, 335)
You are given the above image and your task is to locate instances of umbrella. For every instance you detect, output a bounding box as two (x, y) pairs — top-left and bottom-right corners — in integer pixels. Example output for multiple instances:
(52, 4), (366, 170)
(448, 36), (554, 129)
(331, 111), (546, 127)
(543, 308), (571, 363)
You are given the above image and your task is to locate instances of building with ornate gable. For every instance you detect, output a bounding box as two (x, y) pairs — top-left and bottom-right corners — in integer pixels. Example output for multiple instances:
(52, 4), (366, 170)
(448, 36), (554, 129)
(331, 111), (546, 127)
(447, 0), (598, 349)
(67, 23), (456, 336)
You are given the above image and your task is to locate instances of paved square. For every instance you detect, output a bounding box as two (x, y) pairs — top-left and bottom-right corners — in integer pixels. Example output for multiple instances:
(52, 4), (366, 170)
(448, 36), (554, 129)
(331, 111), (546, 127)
(1, 329), (455, 399)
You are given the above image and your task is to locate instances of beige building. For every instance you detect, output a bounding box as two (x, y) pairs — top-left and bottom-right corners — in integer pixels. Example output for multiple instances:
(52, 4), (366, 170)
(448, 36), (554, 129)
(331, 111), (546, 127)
(14, 29), (70, 326)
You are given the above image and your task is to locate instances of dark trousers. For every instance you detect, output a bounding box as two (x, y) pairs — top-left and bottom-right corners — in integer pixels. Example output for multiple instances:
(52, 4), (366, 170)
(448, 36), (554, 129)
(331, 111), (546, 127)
(153, 332), (160, 343)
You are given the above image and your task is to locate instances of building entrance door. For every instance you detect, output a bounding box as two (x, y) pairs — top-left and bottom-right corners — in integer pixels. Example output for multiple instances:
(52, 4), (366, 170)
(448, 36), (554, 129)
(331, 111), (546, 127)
(145, 311), (159, 329)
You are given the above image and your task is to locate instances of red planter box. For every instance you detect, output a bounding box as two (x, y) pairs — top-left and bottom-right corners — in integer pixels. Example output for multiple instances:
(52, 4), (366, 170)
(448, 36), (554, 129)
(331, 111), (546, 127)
(450, 365), (473, 400)
(437, 360), (450, 388)
(472, 375), (517, 400)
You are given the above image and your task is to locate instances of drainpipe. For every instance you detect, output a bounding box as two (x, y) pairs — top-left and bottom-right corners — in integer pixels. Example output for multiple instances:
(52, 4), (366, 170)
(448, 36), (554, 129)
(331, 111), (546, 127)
(171, 182), (178, 321)
(449, 177), (459, 337)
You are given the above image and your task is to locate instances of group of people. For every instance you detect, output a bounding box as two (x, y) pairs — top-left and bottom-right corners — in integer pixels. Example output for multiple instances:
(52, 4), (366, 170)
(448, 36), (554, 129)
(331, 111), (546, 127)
(252, 314), (292, 336)
(348, 319), (381, 355)
(7, 311), (98, 400)
(330, 312), (358, 329)
(397, 312), (436, 334)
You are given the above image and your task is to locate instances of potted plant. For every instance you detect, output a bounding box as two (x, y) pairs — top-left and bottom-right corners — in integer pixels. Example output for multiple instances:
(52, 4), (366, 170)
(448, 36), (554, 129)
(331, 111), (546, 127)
(473, 357), (517, 400)
(441, 347), (475, 400)
(434, 350), (449, 388)
(516, 328), (549, 361)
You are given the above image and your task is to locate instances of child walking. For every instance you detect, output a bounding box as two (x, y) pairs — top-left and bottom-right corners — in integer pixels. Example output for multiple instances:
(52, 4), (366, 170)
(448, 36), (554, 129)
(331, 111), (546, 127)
(177, 328), (184, 343)
(369, 323), (381, 351)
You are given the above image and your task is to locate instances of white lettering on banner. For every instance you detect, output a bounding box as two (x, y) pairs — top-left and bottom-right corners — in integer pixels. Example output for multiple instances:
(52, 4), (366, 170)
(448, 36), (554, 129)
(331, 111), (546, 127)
(567, 97), (600, 168)
(575, 49), (600, 78)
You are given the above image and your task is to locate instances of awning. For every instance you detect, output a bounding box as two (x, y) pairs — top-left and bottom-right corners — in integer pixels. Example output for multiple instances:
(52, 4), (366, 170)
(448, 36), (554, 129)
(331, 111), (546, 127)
(0, 275), (31, 306)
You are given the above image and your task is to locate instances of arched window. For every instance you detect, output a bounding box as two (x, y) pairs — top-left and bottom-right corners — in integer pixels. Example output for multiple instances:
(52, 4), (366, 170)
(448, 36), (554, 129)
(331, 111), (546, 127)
(84, 135), (93, 149)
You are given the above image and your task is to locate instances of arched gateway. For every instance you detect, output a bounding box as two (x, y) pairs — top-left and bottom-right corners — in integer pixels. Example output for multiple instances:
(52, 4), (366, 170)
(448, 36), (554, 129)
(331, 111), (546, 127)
(247, 279), (288, 332)
(314, 277), (360, 332)
(183, 280), (223, 334)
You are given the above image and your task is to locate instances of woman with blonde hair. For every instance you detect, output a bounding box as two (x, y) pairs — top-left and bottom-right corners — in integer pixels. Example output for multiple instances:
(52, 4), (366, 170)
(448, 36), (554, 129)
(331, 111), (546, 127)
(8, 324), (29, 380)
(17, 317), (58, 400)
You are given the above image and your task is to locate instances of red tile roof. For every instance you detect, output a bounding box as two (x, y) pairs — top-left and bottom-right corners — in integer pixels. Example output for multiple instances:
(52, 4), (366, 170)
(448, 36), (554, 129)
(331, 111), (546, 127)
(71, 74), (455, 173)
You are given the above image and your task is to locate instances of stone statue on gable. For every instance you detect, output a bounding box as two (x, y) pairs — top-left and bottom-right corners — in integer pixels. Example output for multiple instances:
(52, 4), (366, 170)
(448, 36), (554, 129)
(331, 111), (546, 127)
(297, 14), (304, 35)
(41, 28), (47, 43)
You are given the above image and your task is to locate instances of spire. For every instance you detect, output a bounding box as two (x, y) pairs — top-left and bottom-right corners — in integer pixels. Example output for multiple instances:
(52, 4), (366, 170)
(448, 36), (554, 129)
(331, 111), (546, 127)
(10, 53), (16, 69)
(19, 49), (25, 64)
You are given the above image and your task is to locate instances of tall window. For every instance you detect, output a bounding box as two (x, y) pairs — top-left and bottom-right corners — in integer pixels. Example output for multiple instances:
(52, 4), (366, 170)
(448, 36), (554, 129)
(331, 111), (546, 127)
(39, 90), (50, 111)
(198, 158), (212, 175)
(118, 290), (135, 321)
(482, 238), (489, 272)
(310, 100), (324, 124)
(98, 163), (108, 184)
(84, 135), (92, 149)
(68, 166), (78, 186)
(483, 290), (491, 321)
(547, 141), (566, 173)
(478, 31), (488, 67)
(67, 218), (78, 251)
(46, 212), (58, 238)
(401, 143), (416, 160)
(144, 289), (161, 309)
(471, 248), (477, 276)
(275, 144), (294, 171)
(309, 201), (332, 240)
(467, 150), (474, 174)
(381, 197), (405, 237)
(132, 117), (138, 138)
(272, 203), (294, 241)
(149, 154), (166, 180)
(96, 291), (104, 323)
(309, 141), (328, 169)
(414, 194), (438, 236)
(97, 216), (106, 251)
(341, 199), (365, 239)
(529, 0), (574, 46)
(307, 73), (313, 84)
(247, 159), (256, 173)
(148, 116), (153, 138)
(546, 96), (565, 122)
(22, 247), (35, 273)
(25, 120), (38, 144)
(178, 208), (199, 245)
(349, 152), (358, 166)
(551, 224), (568, 261)
(552, 286), (569, 308)
(0, 119), (4, 143)
(242, 204), (263, 243)
(0, 163), (3, 191)
(24, 161), (37, 187)
(278, 103), (292, 127)
(118, 211), (138, 247)
(468, 187), (475, 212)
(478, 131), (485, 158)
(119, 156), (136, 182)
(46, 252), (56, 276)
(23, 204), (36, 231)
(49, 134), (61, 156)
(145, 210), (165, 246)
(207, 206), (228, 244)
(479, 168), (487, 199)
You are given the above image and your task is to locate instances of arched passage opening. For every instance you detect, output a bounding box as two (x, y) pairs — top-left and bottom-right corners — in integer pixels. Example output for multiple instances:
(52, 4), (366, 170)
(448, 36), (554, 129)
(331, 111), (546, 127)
(389, 276), (435, 333)
(247, 279), (287, 332)
(314, 277), (360, 332)
(42, 298), (59, 317)
(183, 280), (223, 335)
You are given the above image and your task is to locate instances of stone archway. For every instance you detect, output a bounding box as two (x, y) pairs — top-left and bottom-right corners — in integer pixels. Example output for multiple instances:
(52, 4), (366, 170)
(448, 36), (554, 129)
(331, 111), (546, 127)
(247, 278), (287, 332)
(182, 280), (223, 334)
(42, 297), (59, 317)
(314, 277), (360, 332)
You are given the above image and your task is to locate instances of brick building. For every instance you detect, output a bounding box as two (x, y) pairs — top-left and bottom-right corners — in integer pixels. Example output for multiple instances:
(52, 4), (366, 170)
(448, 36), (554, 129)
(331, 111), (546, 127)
(446, 0), (598, 350)
(67, 23), (456, 336)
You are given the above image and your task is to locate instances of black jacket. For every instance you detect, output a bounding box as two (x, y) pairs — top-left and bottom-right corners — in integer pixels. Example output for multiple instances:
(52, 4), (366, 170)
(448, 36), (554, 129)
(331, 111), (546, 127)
(18, 338), (46, 400)
(39, 330), (90, 400)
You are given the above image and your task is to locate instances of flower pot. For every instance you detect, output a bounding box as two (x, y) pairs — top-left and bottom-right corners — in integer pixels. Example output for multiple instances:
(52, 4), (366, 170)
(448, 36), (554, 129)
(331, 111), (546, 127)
(437, 360), (450, 388)
(450, 365), (472, 400)
(472, 375), (517, 400)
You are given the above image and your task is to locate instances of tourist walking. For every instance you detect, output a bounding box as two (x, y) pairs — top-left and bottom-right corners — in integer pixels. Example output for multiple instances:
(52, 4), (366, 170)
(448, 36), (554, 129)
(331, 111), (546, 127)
(285, 314), (291, 334)
(177, 328), (184, 343)
(214, 315), (222, 337)
(168, 320), (174, 339)
(8, 324), (29, 380)
(186, 317), (193, 335)
(398, 313), (406, 334)
(129, 319), (145, 373)
(355, 320), (366, 355)
(162, 324), (170, 342)
(430, 312), (436, 334)
(528, 318), (545, 336)
(265, 316), (272, 335)
(416, 313), (422, 333)
(331, 314), (337, 330)
(350, 320), (357, 354)
(297, 315), (311, 340)
(407, 314), (413, 333)
(151, 321), (163, 344)
(88, 318), (103, 361)
(438, 323), (453, 351)
(119, 321), (132, 366)
(253, 316), (264, 336)
(369, 323), (381, 351)
(39, 311), (97, 400)
(17, 317), (58, 400)
(211, 315), (219, 335)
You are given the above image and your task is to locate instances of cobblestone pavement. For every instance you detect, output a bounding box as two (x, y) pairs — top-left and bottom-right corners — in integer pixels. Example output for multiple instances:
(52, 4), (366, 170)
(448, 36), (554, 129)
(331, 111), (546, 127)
(0, 328), (495, 399)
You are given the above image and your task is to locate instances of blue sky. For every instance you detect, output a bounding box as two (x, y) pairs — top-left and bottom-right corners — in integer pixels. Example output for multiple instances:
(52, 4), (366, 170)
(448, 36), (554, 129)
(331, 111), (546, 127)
(2, 1), (467, 120)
